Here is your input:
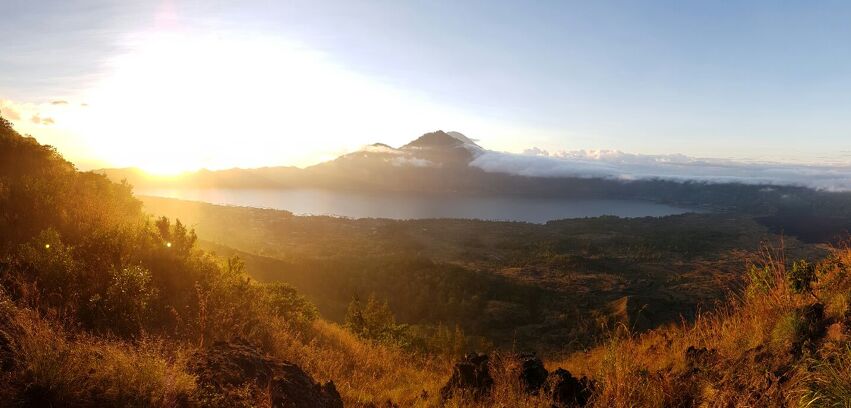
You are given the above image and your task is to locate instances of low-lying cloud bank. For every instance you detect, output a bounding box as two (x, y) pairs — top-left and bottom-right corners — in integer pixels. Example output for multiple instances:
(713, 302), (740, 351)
(470, 148), (851, 191)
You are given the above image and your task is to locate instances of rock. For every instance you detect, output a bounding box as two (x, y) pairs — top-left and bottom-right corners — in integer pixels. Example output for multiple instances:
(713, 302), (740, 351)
(440, 353), (493, 400)
(547, 368), (592, 407)
(190, 340), (342, 408)
(518, 352), (548, 394)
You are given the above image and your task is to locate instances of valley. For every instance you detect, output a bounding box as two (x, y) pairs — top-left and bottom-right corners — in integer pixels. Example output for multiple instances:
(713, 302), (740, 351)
(140, 195), (825, 353)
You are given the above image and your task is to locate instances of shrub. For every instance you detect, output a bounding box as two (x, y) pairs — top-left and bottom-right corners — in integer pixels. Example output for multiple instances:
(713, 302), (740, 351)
(789, 259), (816, 295)
(100, 265), (158, 336)
(265, 282), (318, 325)
(345, 294), (410, 346)
(15, 229), (78, 307)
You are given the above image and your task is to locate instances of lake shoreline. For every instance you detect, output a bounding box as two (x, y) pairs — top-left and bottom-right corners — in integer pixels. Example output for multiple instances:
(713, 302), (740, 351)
(137, 188), (698, 223)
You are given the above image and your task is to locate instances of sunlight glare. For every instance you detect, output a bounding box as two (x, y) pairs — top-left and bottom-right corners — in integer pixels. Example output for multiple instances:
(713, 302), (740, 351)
(71, 30), (493, 173)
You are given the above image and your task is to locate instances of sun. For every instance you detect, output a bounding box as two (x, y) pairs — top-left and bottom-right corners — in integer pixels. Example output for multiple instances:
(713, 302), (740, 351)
(71, 31), (372, 173)
(63, 29), (503, 173)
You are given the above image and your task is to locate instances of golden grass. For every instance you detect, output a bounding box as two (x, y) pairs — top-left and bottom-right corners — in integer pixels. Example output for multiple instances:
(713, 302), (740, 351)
(6, 245), (851, 407)
(549, 245), (851, 407)
(2, 305), (196, 407)
(268, 318), (449, 407)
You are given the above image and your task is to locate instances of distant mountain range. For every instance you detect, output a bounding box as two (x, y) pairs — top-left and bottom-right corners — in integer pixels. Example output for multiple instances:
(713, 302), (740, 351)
(98, 130), (851, 217)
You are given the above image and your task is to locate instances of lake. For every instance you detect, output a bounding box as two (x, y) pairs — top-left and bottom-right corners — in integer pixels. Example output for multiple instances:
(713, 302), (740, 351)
(138, 188), (695, 223)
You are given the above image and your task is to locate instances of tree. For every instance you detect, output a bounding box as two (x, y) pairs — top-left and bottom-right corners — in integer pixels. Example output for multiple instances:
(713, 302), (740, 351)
(266, 282), (318, 324)
(345, 293), (406, 343)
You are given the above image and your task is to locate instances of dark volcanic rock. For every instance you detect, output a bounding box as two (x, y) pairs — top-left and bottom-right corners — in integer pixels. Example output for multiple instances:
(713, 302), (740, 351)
(547, 368), (592, 407)
(440, 353), (494, 400)
(190, 340), (342, 408)
(518, 352), (548, 394)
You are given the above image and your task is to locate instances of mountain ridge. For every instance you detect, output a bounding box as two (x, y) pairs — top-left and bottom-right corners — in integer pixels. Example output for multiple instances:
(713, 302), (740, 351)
(97, 130), (851, 220)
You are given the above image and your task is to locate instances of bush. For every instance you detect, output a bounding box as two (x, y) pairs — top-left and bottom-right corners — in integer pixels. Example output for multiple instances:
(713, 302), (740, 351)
(15, 229), (78, 307)
(100, 265), (158, 336)
(345, 294), (410, 346)
(789, 259), (816, 295)
(265, 282), (318, 325)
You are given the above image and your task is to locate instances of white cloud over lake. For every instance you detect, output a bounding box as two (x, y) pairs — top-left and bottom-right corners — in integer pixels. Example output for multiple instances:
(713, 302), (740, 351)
(471, 148), (851, 191)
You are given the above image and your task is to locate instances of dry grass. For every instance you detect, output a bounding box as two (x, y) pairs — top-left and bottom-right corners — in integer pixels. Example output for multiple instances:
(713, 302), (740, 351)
(550, 245), (851, 407)
(1, 301), (196, 407)
(268, 318), (449, 407)
(5, 244), (851, 407)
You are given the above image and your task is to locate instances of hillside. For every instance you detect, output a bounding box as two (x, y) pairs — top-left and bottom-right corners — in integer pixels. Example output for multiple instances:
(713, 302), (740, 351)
(4, 115), (851, 407)
(0, 115), (447, 406)
(139, 195), (822, 352)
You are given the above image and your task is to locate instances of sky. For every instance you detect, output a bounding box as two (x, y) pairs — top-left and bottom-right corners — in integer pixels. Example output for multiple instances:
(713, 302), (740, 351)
(2, 0), (851, 174)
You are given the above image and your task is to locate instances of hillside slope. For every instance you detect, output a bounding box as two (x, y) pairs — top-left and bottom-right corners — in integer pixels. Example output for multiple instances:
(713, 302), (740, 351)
(139, 195), (821, 352)
(0, 115), (446, 407)
(5, 115), (851, 407)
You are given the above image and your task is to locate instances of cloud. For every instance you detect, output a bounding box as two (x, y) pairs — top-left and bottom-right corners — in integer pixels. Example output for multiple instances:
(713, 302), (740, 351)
(470, 148), (851, 191)
(0, 101), (22, 121)
(522, 147), (550, 156)
(361, 143), (402, 154)
(30, 114), (55, 125)
(1, 98), (64, 125)
(50, 100), (69, 105)
(389, 156), (435, 167)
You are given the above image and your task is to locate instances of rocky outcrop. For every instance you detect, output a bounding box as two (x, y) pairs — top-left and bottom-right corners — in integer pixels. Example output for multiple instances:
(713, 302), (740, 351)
(547, 368), (593, 407)
(441, 352), (592, 406)
(518, 352), (548, 394)
(190, 340), (342, 408)
(439, 353), (493, 400)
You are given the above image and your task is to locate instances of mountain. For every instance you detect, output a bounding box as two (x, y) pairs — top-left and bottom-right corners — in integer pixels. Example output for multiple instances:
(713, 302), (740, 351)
(99, 130), (851, 225)
(99, 130), (486, 191)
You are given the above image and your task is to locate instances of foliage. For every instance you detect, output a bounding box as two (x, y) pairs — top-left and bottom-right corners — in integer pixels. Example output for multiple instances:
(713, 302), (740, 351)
(789, 259), (816, 295)
(264, 282), (318, 325)
(345, 294), (409, 345)
(101, 265), (158, 336)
